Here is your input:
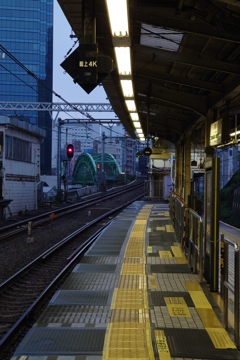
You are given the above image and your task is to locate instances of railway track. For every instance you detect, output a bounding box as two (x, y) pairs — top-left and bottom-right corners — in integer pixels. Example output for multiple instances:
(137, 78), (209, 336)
(0, 181), (144, 240)
(0, 184), (144, 359)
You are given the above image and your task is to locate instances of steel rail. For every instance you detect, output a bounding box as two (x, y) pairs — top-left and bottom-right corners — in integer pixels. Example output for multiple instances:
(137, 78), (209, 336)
(0, 192), (143, 354)
(0, 181), (144, 240)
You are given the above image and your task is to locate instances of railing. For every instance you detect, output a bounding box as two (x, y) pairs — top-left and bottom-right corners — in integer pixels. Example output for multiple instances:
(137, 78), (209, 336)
(187, 209), (204, 282)
(221, 233), (240, 347)
(169, 192), (204, 283)
(169, 191), (240, 347)
(144, 180), (164, 200)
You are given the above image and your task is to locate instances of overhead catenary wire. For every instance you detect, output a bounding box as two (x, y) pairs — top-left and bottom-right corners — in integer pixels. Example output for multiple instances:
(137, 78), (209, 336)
(0, 43), (135, 141)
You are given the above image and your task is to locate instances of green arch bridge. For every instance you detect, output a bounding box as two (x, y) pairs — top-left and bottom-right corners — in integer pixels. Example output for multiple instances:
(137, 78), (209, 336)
(72, 152), (121, 185)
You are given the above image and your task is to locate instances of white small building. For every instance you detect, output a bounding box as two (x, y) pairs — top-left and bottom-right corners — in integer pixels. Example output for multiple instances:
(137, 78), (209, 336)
(0, 115), (45, 218)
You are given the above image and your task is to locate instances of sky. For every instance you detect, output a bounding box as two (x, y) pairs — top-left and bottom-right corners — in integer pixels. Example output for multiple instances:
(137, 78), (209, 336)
(53, 1), (111, 118)
(52, 1), (125, 162)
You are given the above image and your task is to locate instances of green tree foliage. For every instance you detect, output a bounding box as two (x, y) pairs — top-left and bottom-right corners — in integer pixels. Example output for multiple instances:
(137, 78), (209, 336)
(219, 169), (240, 227)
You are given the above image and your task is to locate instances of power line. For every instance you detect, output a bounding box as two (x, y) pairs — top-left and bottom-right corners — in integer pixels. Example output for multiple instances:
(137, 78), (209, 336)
(0, 43), (136, 140)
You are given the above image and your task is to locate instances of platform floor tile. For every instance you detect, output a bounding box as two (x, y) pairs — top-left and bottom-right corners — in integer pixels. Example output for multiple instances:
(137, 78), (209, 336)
(153, 328), (239, 359)
(14, 328), (106, 356)
(62, 273), (119, 291)
(36, 305), (111, 327)
(49, 290), (112, 306)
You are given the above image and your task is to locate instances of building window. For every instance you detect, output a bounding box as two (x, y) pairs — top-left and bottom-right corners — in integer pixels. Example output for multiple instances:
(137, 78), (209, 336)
(5, 135), (31, 162)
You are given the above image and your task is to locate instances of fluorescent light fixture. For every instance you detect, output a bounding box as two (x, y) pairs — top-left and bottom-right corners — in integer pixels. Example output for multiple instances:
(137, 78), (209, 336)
(133, 121), (141, 128)
(125, 99), (136, 111)
(120, 80), (134, 97)
(115, 47), (131, 75)
(136, 128), (143, 134)
(130, 112), (139, 121)
(106, 0), (129, 37)
(230, 130), (240, 136)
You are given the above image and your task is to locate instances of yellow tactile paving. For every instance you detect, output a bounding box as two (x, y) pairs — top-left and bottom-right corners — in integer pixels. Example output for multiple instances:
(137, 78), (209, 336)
(123, 257), (146, 263)
(188, 291), (212, 309)
(206, 328), (236, 349)
(147, 246), (152, 253)
(171, 245), (183, 257)
(165, 297), (187, 305)
(120, 263), (146, 275)
(155, 330), (171, 360)
(184, 281), (236, 349)
(103, 322), (155, 359)
(148, 275), (158, 289)
(111, 289), (149, 309)
(102, 205), (155, 360)
(111, 309), (150, 323)
(165, 297), (192, 318)
(124, 248), (145, 258)
(196, 308), (222, 328)
(211, 292), (234, 329)
(118, 275), (147, 289)
(159, 250), (172, 259)
(171, 245), (188, 263)
(103, 203), (237, 359)
(166, 224), (174, 232)
(156, 226), (165, 231)
(175, 256), (188, 264)
(185, 281), (203, 292)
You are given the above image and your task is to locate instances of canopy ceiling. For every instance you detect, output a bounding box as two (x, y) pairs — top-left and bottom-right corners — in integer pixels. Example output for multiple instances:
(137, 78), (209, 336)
(57, 0), (240, 146)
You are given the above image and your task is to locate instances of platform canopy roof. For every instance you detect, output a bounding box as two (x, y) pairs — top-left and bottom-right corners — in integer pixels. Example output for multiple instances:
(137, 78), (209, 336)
(57, 0), (240, 146)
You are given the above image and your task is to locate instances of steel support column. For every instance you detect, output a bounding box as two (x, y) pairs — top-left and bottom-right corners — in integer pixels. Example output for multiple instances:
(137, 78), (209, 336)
(184, 131), (191, 203)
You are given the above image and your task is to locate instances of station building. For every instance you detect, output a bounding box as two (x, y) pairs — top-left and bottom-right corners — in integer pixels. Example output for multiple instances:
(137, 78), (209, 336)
(0, 115), (45, 219)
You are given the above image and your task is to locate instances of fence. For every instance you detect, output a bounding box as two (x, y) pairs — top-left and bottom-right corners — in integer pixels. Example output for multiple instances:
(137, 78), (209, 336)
(144, 180), (164, 200)
(221, 233), (240, 347)
(169, 191), (240, 347)
(170, 192), (204, 282)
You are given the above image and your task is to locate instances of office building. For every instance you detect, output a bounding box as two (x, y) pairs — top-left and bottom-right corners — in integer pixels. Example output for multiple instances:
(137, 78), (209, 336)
(0, 0), (53, 174)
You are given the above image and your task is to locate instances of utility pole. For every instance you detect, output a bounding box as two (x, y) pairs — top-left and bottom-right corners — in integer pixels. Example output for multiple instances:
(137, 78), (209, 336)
(100, 132), (107, 191)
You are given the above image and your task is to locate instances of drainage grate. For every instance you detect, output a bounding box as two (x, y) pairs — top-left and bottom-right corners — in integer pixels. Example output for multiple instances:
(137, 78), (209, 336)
(15, 327), (106, 356)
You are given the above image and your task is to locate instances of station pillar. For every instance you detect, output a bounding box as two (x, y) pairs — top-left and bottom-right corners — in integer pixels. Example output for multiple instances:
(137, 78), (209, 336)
(184, 132), (192, 204)
(175, 143), (183, 197)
